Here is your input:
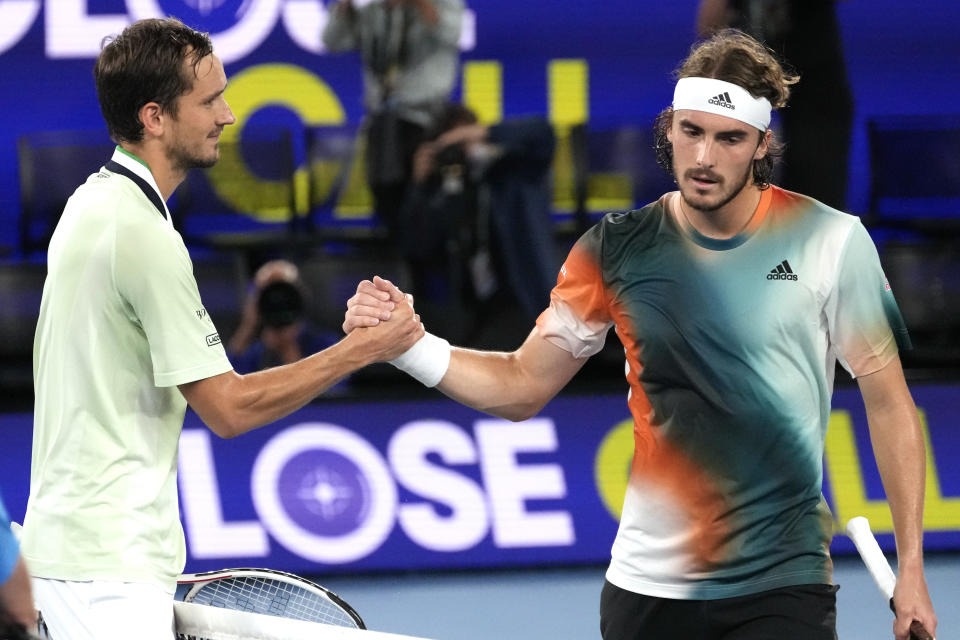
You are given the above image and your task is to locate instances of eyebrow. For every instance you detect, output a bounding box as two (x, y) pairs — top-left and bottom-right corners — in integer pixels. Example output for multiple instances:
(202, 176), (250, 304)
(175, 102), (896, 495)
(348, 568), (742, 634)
(678, 118), (750, 138)
(203, 82), (227, 102)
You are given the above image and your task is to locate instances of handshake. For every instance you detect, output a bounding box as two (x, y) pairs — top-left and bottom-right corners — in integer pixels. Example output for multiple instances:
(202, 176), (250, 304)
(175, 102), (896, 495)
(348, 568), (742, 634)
(342, 276), (451, 387)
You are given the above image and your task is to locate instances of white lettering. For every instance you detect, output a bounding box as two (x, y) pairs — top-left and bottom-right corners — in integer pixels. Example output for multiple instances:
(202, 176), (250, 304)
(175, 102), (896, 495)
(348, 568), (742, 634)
(389, 420), (489, 552)
(281, 0), (329, 54)
(250, 423), (397, 564)
(126, 0), (283, 64)
(45, 0), (128, 59)
(0, 0), (476, 62)
(178, 429), (270, 558)
(0, 0), (40, 56)
(475, 418), (575, 548)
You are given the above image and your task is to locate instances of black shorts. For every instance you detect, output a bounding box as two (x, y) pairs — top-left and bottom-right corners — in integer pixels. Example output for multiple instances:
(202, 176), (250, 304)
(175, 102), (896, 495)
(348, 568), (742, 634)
(600, 580), (839, 640)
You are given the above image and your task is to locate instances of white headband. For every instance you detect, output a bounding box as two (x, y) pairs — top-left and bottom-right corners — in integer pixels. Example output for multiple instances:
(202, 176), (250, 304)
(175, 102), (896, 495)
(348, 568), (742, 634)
(672, 77), (772, 131)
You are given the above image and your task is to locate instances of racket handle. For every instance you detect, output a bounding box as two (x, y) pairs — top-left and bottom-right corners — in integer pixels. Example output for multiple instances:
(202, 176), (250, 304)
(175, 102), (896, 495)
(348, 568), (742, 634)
(888, 599), (935, 640)
(847, 518), (935, 640)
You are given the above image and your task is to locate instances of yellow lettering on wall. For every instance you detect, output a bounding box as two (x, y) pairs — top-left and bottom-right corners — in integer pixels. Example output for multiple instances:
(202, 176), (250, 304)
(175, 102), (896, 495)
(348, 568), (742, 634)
(548, 60), (587, 215)
(824, 410), (892, 531)
(463, 61), (502, 125)
(548, 59), (588, 127)
(825, 408), (960, 533)
(594, 418), (634, 520)
(917, 410), (960, 529)
(208, 64), (345, 222)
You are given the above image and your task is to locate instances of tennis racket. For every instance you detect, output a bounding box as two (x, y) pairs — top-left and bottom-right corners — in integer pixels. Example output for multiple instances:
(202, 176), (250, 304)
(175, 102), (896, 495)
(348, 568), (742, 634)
(177, 568), (365, 630)
(845, 517), (935, 640)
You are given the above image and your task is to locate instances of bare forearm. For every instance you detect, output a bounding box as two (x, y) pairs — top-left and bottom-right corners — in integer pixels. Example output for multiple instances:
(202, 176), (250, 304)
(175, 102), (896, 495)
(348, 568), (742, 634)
(868, 397), (926, 565)
(436, 330), (586, 422)
(0, 557), (36, 631)
(182, 328), (401, 439)
(860, 360), (927, 566)
(227, 339), (369, 434)
(438, 348), (547, 421)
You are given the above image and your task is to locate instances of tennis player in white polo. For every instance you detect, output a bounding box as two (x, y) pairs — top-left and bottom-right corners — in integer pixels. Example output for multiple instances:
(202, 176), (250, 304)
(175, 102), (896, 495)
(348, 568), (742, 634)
(20, 17), (423, 640)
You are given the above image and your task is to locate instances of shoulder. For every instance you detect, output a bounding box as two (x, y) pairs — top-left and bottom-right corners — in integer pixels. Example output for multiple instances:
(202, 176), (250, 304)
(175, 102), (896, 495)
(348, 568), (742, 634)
(589, 197), (670, 250)
(69, 170), (161, 224)
(769, 186), (859, 230)
(767, 186), (864, 247)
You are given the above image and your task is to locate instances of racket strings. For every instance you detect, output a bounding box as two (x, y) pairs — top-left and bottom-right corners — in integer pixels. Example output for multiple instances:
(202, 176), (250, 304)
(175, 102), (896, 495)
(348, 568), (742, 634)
(188, 576), (360, 628)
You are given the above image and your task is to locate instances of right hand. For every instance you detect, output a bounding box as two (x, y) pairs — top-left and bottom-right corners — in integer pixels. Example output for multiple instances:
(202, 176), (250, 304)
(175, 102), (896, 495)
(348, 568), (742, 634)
(343, 276), (409, 333)
(348, 296), (424, 363)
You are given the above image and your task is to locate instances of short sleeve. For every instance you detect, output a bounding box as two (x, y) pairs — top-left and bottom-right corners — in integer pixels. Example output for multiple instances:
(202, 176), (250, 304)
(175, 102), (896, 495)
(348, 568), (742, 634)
(536, 227), (614, 358)
(115, 222), (232, 387)
(0, 492), (18, 584)
(825, 221), (910, 377)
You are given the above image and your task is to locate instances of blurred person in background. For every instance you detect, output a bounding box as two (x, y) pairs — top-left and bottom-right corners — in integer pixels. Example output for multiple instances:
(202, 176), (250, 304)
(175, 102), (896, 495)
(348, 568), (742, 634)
(228, 260), (341, 376)
(697, 0), (854, 209)
(401, 103), (557, 343)
(0, 490), (37, 638)
(322, 0), (464, 242)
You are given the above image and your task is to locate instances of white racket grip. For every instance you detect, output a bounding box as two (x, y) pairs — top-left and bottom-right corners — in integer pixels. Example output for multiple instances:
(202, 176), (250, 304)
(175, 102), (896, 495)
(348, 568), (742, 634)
(846, 516), (897, 601)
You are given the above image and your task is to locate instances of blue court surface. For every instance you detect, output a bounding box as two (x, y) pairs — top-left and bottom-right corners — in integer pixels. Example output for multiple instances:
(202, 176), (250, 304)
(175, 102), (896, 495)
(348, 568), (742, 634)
(318, 553), (958, 639)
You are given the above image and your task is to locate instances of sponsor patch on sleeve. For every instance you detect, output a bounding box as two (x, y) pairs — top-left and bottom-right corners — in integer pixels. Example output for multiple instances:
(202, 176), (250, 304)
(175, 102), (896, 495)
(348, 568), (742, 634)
(206, 333), (221, 347)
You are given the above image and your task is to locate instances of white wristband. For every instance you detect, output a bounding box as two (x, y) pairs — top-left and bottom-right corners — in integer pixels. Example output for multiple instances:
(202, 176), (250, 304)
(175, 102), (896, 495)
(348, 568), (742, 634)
(389, 332), (451, 387)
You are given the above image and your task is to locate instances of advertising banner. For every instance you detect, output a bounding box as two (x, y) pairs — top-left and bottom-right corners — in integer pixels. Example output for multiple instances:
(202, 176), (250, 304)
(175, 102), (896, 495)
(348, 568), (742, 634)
(3, 384), (958, 575)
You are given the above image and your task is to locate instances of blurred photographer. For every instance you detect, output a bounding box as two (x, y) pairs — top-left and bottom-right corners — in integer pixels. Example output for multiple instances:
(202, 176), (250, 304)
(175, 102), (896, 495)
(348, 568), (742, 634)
(401, 104), (557, 342)
(228, 261), (340, 375)
(322, 0), (464, 241)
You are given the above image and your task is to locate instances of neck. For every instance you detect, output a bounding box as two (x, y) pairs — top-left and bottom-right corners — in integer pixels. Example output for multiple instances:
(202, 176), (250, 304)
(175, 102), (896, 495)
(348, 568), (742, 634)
(679, 182), (763, 240)
(119, 141), (185, 201)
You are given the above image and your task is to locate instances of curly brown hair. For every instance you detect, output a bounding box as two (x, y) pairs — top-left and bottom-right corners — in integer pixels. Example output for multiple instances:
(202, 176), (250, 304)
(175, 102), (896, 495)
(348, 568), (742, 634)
(654, 29), (799, 188)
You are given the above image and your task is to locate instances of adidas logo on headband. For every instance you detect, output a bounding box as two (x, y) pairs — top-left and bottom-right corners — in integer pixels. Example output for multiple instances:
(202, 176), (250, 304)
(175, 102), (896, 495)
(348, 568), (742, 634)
(708, 92), (734, 110)
(673, 78), (772, 131)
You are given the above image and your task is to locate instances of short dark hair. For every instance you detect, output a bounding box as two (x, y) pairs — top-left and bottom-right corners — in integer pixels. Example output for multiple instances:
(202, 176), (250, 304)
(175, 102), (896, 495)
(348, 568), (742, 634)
(94, 18), (213, 144)
(427, 102), (479, 141)
(654, 29), (799, 188)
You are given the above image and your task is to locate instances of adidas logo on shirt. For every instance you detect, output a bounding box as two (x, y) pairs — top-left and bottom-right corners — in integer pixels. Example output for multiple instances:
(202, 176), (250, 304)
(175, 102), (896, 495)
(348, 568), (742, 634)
(708, 92), (735, 110)
(767, 260), (798, 281)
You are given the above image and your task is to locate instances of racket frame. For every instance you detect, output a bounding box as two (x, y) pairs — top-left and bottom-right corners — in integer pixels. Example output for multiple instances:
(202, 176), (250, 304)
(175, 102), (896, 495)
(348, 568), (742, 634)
(177, 567), (365, 629)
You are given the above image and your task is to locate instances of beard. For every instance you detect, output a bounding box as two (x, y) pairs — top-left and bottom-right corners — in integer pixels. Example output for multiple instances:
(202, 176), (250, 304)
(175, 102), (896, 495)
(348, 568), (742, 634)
(168, 136), (220, 172)
(678, 160), (754, 213)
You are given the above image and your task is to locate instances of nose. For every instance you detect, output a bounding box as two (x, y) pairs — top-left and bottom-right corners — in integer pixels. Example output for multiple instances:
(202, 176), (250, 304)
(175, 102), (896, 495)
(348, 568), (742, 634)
(221, 102), (237, 127)
(696, 138), (715, 167)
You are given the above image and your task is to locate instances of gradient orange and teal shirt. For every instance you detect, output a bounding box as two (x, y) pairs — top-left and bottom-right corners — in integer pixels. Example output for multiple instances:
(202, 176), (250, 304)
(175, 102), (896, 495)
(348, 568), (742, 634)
(537, 186), (909, 599)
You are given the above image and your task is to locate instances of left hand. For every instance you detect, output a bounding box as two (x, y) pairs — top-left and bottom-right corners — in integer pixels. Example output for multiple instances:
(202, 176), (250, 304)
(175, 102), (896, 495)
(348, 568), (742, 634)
(433, 123), (488, 150)
(343, 276), (410, 333)
(892, 566), (937, 640)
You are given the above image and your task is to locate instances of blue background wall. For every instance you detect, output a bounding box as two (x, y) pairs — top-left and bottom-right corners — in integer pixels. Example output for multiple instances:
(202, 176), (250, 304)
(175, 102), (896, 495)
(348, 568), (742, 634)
(2, 0), (960, 253)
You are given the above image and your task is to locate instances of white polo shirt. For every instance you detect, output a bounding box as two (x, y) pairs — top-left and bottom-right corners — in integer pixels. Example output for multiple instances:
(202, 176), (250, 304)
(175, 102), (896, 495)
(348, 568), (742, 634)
(22, 148), (232, 592)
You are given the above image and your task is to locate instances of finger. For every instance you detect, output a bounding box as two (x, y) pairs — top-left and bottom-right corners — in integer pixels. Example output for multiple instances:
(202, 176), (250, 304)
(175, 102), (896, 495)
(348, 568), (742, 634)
(342, 315), (380, 333)
(352, 304), (393, 321)
(348, 291), (395, 310)
(357, 279), (393, 302)
(373, 275), (407, 302)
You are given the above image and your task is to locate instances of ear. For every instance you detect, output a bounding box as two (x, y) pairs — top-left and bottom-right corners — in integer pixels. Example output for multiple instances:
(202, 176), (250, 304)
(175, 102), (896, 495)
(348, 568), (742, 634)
(138, 101), (166, 138)
(754, 129), (772, 160)
(665, 110), (675, 144)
